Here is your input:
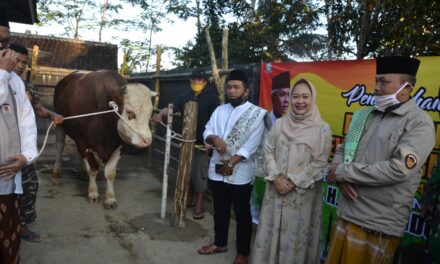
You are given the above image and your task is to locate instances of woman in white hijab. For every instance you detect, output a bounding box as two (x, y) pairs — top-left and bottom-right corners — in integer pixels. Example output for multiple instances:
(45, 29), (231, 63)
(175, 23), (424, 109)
(251, 78), (332, 264)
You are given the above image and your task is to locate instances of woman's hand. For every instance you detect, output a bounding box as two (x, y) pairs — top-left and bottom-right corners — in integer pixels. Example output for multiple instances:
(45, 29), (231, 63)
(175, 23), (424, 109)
(273, 176), (295, 195)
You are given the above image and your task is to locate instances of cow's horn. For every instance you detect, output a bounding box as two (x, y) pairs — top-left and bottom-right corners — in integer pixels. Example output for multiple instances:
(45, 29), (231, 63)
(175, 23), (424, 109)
(150, 91), (158, 97)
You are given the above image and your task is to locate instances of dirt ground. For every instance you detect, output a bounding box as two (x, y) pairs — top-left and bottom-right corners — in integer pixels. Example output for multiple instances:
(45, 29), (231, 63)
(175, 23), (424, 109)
(21, 133), (244, 264)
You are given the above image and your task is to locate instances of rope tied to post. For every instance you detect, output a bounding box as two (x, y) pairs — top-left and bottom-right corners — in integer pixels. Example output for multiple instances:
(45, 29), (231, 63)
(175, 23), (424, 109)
(157, 120), (196, 143)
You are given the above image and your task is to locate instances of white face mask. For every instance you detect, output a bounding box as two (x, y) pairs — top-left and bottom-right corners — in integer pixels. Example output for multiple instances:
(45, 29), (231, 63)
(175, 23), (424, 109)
(0, 85), (8, 105)
(374, 82), (409, 112)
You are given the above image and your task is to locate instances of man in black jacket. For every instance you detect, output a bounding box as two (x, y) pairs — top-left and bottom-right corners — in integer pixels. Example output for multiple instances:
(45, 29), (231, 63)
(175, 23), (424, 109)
(153, 70), (220, 219)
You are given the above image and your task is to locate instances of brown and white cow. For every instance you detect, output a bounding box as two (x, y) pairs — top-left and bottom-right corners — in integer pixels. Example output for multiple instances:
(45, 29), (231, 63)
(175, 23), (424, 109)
(52, 70), (155, 209)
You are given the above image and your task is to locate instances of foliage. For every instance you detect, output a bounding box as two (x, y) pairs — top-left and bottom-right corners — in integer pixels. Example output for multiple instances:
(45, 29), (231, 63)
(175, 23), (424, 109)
(36, 0), (440, 72)
(323, 0), (440, 59)
(37, 0), (97, 39)
(119, 38), (152, 73)
(173, 0), (325, 68)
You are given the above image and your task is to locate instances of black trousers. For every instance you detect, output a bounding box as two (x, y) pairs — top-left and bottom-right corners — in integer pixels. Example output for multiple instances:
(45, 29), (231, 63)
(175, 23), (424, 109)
(210, 179), (253, 256)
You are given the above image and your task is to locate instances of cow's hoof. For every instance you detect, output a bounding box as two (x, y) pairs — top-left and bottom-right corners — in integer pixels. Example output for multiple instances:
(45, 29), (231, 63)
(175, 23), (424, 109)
(87, 193), (99, 204)
(103, 200), (118, 210)
(52, 178), (62, 186)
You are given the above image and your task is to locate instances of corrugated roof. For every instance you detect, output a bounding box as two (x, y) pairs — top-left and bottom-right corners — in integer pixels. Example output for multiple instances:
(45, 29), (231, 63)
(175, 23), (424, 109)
(11, 32), (118, 71)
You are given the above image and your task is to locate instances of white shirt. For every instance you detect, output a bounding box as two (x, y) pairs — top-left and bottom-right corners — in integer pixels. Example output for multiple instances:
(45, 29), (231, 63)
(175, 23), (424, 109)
(0, 70), (38, 194)
(204, 101), (265, 185)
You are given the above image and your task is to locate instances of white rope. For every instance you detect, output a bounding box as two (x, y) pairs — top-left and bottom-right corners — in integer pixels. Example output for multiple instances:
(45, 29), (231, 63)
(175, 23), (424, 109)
(158, 120), (196, 143)
(37, 101), (196, 157)
(37, 101), (145, 157)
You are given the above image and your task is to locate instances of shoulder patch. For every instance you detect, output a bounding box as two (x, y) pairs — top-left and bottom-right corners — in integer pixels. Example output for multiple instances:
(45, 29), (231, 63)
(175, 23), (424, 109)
(405, 154), (417, 169)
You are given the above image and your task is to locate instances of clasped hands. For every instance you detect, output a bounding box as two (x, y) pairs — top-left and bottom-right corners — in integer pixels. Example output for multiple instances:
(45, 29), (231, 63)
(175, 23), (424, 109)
(274, 175), (295, 195)
(216, 160), (234, 176)
(327, 163), (358, 201)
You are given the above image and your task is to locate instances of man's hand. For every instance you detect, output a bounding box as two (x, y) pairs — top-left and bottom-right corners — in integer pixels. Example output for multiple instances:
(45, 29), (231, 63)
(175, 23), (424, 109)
(151, 113), (162, 124)
(213, 137), (227, 155)
(327, 163), (340, 183)
(0, 49), (17, 72)
(339, 182), (358, 201)
(273, 176), (295, 195)
(217, 160), (233, 176)
(0, 154), (27, 179)
(52, 113), (64, 125)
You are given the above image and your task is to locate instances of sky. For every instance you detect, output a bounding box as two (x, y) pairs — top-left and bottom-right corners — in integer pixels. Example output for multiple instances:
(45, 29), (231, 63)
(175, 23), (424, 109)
(9, 3), (198, 72)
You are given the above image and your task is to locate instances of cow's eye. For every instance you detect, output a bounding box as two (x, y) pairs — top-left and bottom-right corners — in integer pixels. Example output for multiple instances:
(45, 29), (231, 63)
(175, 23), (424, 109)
(127, 110), (136, 120)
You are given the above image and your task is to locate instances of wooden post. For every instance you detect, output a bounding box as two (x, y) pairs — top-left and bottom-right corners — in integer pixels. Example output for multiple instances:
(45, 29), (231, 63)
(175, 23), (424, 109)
(160, 103), (173, 220)
(172, 101), (197, 228)
(30, 45), (39, 84)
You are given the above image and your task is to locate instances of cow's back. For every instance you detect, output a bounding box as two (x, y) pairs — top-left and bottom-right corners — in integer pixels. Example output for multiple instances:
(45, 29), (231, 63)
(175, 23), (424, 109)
(54, 70), (127, 163)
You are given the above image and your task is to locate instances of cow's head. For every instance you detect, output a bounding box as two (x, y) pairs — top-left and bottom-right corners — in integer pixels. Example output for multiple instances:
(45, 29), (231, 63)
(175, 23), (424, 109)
(117, 83), (157, 148)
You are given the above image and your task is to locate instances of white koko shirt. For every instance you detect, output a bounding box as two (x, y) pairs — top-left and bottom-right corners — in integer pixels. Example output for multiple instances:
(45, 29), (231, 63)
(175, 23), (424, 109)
(204, 101), (265, 185)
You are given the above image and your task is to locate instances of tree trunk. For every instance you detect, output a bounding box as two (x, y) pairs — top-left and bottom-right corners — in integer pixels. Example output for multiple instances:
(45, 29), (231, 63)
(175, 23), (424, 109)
(205, 27), (225, 103)
(325, 0), (334, 60)
(153, 45), (162, 122)
(98, 0), (110, 43)
(220, 28), (229, 102)
(172, 101), (198, 228)
(356, 0), (383, 58)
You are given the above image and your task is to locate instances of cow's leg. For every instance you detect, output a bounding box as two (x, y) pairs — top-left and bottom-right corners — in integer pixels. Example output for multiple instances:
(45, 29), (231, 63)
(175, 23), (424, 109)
(103, 146), (122, 209)
(83, 157), (99, 203)
(52, 126), (65, 185)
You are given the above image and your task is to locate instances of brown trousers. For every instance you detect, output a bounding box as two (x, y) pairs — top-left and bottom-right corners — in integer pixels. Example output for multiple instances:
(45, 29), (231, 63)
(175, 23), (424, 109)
(0, 194), (21, 264)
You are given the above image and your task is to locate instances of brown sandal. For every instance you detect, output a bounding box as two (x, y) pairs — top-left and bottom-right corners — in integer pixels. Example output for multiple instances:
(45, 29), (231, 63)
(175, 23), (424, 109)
(197, 244), (227, 255)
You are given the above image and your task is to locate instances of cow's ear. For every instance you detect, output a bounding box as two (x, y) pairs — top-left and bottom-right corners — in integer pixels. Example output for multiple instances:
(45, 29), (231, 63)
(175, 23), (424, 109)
(150, 91), (158, 97)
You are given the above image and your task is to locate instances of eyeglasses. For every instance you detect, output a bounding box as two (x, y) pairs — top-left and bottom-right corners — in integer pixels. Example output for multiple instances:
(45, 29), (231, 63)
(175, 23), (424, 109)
(0, 38), (11, 49)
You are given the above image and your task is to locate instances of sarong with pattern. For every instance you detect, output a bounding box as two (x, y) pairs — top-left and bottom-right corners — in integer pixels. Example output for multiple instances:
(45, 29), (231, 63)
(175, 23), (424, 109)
(326, 218), (400, 264)
(0, 194), (21, 264)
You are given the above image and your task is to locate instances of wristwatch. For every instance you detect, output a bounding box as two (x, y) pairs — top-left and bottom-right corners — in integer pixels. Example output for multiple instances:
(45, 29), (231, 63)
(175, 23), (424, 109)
(227, 160), (234, 168)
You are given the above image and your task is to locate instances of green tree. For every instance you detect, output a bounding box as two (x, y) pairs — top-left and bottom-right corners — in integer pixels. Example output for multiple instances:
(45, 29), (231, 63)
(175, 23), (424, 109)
(97, 0), (124, 43)
(174, 0), (325, 68)
(37, 0), (97, 39)
(323, 0), (440, 59)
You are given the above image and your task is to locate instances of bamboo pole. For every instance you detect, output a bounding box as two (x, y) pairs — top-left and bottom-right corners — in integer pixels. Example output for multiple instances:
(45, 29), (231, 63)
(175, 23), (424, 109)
(152, 45), (162, 134)
(160, 103), (173, 219)
(172, 101), (197, 228)
(220, 28), (229, 99)
(154, 45), (162, 111)
(205, 27), (224, 103)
